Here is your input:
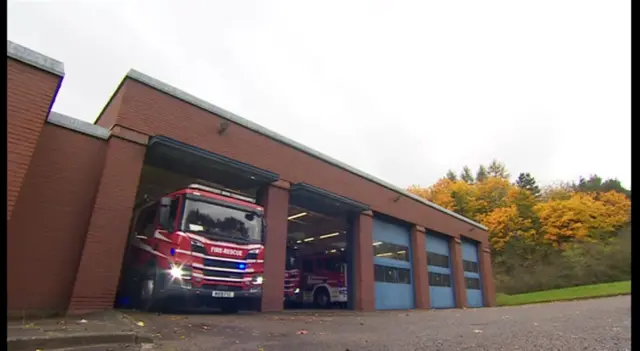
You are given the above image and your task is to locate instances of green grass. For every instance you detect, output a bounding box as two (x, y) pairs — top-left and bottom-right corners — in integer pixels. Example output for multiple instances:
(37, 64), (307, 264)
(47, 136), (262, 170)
(496, 281), (631, 306)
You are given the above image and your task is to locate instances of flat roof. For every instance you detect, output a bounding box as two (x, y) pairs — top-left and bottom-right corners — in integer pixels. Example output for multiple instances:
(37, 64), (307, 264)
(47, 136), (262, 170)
(7, 40), (65, 77)
(126, 69), (488, 231)
(47, 111), (110, 140)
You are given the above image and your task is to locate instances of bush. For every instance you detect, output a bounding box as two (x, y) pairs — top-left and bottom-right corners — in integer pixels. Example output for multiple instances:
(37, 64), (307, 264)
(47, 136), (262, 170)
(494, 225), (631, 294)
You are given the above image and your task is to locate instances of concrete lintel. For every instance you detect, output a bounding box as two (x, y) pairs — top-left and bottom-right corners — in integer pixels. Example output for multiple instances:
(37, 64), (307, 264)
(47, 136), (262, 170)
(271, 180), (291, 190)
(110, 126), (149, 145)
(47, 112), (110, 140)
(7, 40), (65, 77)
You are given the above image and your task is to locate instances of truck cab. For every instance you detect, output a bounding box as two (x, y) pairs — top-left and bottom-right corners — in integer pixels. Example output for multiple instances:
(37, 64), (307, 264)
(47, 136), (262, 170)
(117, 184), (265, 313)
(284, 249), (348, 309)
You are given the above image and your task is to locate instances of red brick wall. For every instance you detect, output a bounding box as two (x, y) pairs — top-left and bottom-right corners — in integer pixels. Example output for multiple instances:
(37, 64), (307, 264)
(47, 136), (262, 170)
(411, 226), (430, 309)
(8, 124), (107, 317)
(67, 137), (146, 314)
(7, 58), (62, 222)
(257, 182), (290, 312)
(353, 213), (375, 311)
(108, 80), (489, 246)
(450, 239), (467, 308)
(480, 244), (496, 307)
(95, 83), (126, 130)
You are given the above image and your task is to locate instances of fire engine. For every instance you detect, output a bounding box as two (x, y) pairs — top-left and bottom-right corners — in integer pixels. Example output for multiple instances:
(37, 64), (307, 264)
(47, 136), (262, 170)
(284, 247), (348, 309)
(116, 184), (265, 313)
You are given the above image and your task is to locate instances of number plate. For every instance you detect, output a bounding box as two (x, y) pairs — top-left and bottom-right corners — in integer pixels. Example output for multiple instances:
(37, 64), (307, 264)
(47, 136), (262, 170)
(212, 291), (235, 298)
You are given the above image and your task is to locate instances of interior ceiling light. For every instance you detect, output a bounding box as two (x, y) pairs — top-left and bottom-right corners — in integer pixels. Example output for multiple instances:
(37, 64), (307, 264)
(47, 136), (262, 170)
(319, 232), (340, 239)
(296, 240), (302, 244)
(287, 212), (308, 220)
(376, 252), (393, 257)
(329, 249), (337, 253)
(303, 237), (315, 242)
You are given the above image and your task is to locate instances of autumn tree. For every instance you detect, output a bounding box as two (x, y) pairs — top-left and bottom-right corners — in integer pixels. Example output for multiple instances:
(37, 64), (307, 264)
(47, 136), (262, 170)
(534, 191), (630, 248)
(515, 172), (541, 197)
(487, 159), (510, 179)
(575, 174), (630, 198)
(476, 165), (489, 182)
(445, 169), (458, 182)
(460, 166), (475, 184)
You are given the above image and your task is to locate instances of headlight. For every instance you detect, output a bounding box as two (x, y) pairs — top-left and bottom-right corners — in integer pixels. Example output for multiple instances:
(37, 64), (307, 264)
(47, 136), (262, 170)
(252, 275), (263, 285)
(169, 265), (185, 279)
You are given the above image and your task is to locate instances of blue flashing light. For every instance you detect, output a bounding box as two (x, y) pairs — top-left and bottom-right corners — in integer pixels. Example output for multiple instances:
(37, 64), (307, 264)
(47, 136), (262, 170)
(170, 248), (176, 256)
(238, 263), (246, 270)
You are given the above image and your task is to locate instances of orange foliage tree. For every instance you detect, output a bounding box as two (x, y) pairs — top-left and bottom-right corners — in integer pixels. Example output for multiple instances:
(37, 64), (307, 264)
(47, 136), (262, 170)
(407, 162), (631, 252)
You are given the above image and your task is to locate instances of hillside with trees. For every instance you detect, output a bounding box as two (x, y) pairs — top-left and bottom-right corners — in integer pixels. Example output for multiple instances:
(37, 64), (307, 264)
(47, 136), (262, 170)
(408, 160), (631, 294)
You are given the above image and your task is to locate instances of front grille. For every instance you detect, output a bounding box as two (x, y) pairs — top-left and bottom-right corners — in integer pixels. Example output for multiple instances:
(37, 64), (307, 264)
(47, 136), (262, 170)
(203, 258), (241, 270)
(246, 252), (258, 260)
(191, 242), (207, 255)
(203, 270), (244, 280)
(201, 284), (243, 292)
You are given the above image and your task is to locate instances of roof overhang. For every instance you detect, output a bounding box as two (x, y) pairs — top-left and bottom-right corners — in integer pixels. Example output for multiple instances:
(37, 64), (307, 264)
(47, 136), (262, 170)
(146, 135), (279, 190)
(289, 182), (370, 217)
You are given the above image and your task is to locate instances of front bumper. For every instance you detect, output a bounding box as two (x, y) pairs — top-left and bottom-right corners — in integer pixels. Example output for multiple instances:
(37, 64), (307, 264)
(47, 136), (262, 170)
(158, 272), (262, 300)
(162, 282), (262, 299)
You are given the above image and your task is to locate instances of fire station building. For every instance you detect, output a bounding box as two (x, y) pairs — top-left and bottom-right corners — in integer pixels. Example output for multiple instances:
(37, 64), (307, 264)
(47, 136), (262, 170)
(7, 40), (496, 317)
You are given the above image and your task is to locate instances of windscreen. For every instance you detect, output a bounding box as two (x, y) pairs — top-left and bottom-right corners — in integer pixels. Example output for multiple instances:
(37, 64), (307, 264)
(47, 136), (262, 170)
(181, 198), (263, 244)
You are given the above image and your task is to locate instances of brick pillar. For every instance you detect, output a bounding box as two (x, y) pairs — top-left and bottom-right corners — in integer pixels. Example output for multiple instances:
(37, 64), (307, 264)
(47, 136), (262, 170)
(7, 43), (64, 222)
(67, 136), (146, 315)
(353, 211), (374, 312)
(450, 237), (467, 309)
(411, 225), (430, 309)
(479, 243), (496, 307)
(257, 180), (290, 312)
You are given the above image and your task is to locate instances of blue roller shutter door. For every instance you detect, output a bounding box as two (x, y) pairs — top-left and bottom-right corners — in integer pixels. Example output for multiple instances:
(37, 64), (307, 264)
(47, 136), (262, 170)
(426, 234), (455, 309)
(462, 239), (483, 307)
(372, 218), (415, 310)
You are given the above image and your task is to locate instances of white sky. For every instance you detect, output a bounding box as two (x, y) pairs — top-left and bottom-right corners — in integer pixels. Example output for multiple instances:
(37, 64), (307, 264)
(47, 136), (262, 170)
(8, 0), (631, 189)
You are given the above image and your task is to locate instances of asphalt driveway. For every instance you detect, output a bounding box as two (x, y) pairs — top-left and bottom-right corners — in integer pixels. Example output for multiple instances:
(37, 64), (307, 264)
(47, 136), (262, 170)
(126, 295), (631, 351)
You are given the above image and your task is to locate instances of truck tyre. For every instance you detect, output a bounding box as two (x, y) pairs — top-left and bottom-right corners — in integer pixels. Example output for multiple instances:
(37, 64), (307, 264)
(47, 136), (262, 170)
(313, 288), (331, 309)
(137, 270), (163, 312)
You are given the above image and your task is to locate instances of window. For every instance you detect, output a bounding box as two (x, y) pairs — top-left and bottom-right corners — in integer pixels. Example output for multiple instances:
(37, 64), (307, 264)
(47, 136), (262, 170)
(134, 205), (157, 238)
(374, 264), (411, 285)
(181, 196), (263, 243)
(428, 272), (452, 287)
(324, 257), (342, 273)
(427, 252), (450, 268)
(463, 260), (479, 273)
(373, 241), (410, 262)
(302, 260), (314, 273)
(465, 277), (481, 290)
(397, 267), (412, 284)
(374, 264), (386, 282)
(168, 196), (181, 227)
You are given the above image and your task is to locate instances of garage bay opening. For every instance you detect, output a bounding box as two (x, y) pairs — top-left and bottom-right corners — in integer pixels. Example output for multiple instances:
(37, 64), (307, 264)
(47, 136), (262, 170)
(284, 206), (349, 309)
(114, 136), (279, 314)
(283, 183), (369, 310)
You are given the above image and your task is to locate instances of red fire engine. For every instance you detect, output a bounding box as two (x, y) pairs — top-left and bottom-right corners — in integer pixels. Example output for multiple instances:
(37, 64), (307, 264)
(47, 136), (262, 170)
(117, 184), (265, 313)
(284, 247), (348, 308)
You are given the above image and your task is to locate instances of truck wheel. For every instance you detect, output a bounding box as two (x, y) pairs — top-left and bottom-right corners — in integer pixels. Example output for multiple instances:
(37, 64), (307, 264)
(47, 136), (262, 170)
(137, 271), (163, 312)
(313, 289), (331, 309)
